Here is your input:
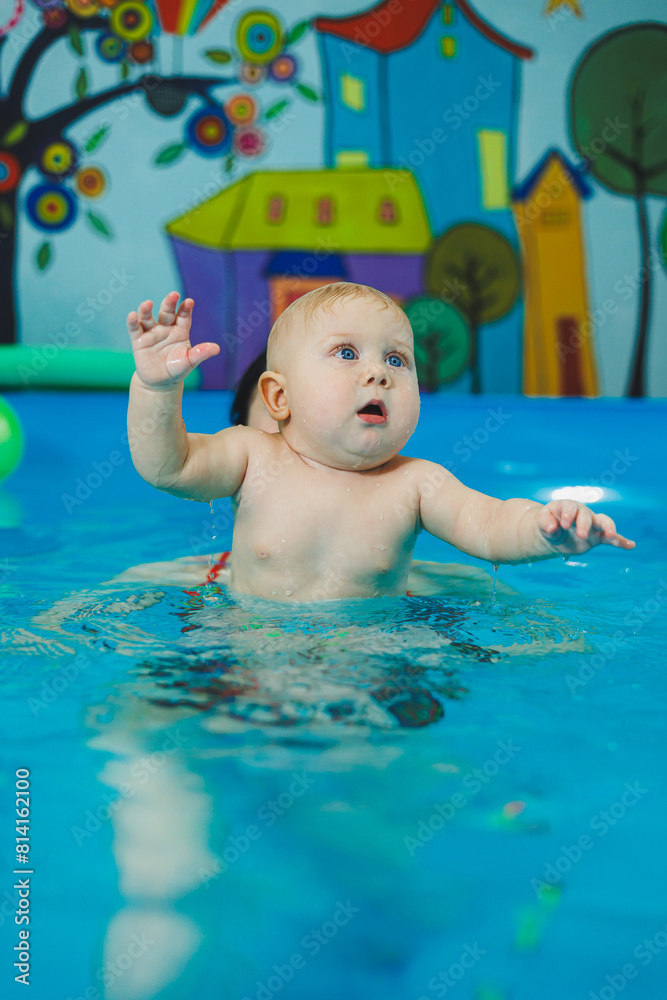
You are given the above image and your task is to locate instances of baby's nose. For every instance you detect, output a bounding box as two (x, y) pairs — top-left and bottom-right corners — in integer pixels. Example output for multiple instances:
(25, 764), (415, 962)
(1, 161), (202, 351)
(362, 361), (390, 385)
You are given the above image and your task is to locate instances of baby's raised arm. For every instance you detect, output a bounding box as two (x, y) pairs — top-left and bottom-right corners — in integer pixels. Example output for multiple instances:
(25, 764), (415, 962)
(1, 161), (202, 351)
(416, 461), (635, 563)
(127, 292), (253, 501)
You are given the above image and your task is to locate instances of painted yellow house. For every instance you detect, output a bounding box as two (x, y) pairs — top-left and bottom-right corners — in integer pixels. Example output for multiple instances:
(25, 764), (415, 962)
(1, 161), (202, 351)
(512, 149), (598, 396)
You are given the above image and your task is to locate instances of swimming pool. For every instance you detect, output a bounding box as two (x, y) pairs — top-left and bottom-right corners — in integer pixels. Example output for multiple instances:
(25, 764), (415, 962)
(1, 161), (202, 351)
(2, 390), (665, 1000)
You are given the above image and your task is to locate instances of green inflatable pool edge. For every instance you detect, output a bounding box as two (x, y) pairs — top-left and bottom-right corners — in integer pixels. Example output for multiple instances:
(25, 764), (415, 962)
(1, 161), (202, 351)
(0, 347), (201, 390)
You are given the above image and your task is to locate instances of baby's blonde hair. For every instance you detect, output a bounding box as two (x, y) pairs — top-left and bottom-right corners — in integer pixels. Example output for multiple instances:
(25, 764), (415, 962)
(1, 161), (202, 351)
(266, 281), (406, 371)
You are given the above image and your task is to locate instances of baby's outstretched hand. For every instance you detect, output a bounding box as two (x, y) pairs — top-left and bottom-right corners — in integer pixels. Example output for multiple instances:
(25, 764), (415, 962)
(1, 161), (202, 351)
(127, 291), (220, 389)
(538, 500), (635, 554)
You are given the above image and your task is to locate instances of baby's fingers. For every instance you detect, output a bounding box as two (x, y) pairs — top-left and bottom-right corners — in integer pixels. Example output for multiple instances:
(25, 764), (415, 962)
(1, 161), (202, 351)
(573, 505), (593, 540)
(127, 300), (155, 337)
(178, 341), (220, 372)
(557, 499), (580, 529)
(174, 297), (194, 330)
(594, 513), (635, 548)
(156, 291), (181, 326)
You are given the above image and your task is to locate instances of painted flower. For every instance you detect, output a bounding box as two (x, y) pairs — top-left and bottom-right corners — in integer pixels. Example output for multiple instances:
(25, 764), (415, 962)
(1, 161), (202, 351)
(128, 38), (154, 63)
(37, 139), (78, 180)
(26, 184), (78, 232)
(236, 10), (283, 65)
(96, 32), (126, 61)
(64, 0), (100, 18)
(0, 152), (21, 194)
(233, 126), (265, 158)
(269, 54), (297, 83)
(109, 1), (153, 41)
(75, 166), (107, 198)
(42, 6), (68, 27)
(186, 107), (233, 157)
(239, 62), (266, 86)
(225, 94), (257, 127)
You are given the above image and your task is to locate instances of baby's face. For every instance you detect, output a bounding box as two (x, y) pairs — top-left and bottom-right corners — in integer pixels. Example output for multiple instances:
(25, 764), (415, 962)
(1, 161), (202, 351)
(278, 295), (420, 470)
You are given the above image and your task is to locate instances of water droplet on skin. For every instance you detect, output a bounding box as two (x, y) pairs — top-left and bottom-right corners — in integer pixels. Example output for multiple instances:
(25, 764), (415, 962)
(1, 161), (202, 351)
(404, 470), (409, 476)
(379, 513), (384, 520)
(376, 481), (381, 487)
(285, 590), (292, 595)
(346, 487), (350, 492)
(270, 589), (276, 595)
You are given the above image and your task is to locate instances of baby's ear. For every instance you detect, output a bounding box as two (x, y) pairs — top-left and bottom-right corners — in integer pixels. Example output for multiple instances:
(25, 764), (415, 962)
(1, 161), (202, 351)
(258, 371), (289, 421)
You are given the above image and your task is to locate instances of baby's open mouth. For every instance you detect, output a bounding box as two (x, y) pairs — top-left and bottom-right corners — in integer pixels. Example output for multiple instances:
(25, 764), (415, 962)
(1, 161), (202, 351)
(357, 399), (387, 424)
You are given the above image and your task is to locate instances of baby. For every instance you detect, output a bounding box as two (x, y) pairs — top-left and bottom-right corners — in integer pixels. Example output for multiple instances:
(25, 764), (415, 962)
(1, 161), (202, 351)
(126, 282), (634, 602)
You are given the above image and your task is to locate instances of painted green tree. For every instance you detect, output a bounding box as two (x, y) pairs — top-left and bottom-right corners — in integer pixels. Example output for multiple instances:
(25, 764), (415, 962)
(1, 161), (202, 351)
(404, 297), (469, 392)
(424, 224), (520, 394)
(569, 24), (667, 397)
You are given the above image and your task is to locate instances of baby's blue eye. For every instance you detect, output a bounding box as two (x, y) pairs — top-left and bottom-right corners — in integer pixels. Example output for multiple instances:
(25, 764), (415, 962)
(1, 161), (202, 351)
(387, 354), (405, 367)
(336, 347), (356, 360)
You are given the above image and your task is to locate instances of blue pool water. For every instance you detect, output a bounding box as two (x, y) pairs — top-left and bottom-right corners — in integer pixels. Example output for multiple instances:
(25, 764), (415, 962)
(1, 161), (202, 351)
(1, 391), (666, 1000)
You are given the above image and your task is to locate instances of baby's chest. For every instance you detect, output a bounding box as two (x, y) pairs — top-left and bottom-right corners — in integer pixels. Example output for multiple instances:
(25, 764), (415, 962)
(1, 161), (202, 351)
(238, 462), (420, 561)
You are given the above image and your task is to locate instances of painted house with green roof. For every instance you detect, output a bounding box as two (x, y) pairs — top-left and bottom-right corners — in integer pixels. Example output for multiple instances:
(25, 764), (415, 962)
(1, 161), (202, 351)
(166, 168), (432, 390)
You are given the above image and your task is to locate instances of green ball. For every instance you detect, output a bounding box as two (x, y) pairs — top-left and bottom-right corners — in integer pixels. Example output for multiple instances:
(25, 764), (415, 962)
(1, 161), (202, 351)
(0, 396), (24, 482)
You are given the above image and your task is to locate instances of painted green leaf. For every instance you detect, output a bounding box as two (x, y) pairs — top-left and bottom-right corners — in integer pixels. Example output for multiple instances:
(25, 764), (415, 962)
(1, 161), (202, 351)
(120, 59), (130, 80)
(75, 67), (88, 101)
(286, 19), (309, 45)
(84, 125), (110, 153)
(68, 23), (83, 57)
(2, 120), (28, 147)
(0, 198), (14, 231)
(36, 242), (52, 271)
(264, 99), (290, 120)
(204, 48), (233, 64)
(86, 211), (113, 238)
(154, 142), (186, 165)
(224, 154), (235, 174)
(295, 83), (318, 102)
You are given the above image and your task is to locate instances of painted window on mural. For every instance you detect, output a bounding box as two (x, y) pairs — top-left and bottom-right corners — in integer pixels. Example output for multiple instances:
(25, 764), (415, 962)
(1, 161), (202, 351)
(266, 195), (285, 224)
(335, 150), (370, 168)
(441, 36), (457, 57)
(443, 3), (454, 25)
(378, 199), (398, 224)
(477, 130), (510, 210)
(541, 210), (570, 225)
(316, 197), (335, 225)
(340, 73), (366, 112)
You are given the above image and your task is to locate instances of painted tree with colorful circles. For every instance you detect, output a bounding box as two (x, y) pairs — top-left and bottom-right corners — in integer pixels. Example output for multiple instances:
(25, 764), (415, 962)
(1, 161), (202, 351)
(0, 1), (317, 345)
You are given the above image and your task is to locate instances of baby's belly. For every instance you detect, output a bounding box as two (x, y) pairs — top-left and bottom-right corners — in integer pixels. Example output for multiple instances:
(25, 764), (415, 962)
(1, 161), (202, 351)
(228, 534), (413, 602)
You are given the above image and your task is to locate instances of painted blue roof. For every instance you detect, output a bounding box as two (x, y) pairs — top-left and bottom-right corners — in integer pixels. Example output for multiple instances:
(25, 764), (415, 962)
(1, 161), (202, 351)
(512, 148), (594, 201)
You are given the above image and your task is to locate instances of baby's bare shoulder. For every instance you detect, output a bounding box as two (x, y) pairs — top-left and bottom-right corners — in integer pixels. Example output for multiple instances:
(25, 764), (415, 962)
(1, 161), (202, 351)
(388, 455), (462, 497)
(389, 454), (450, 481)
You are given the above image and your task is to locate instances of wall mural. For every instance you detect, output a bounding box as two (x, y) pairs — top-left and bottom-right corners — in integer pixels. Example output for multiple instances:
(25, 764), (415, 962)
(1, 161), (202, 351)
(0, 0), (665, 396)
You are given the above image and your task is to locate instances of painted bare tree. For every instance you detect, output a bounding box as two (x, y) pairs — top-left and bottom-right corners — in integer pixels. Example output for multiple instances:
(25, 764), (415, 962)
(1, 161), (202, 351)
(569, 24), (667, 397)
(425, 223), (520, 394)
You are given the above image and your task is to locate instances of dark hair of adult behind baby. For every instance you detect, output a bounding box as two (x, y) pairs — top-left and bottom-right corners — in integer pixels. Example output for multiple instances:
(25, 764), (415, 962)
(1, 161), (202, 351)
(229, 350), (267, 427)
